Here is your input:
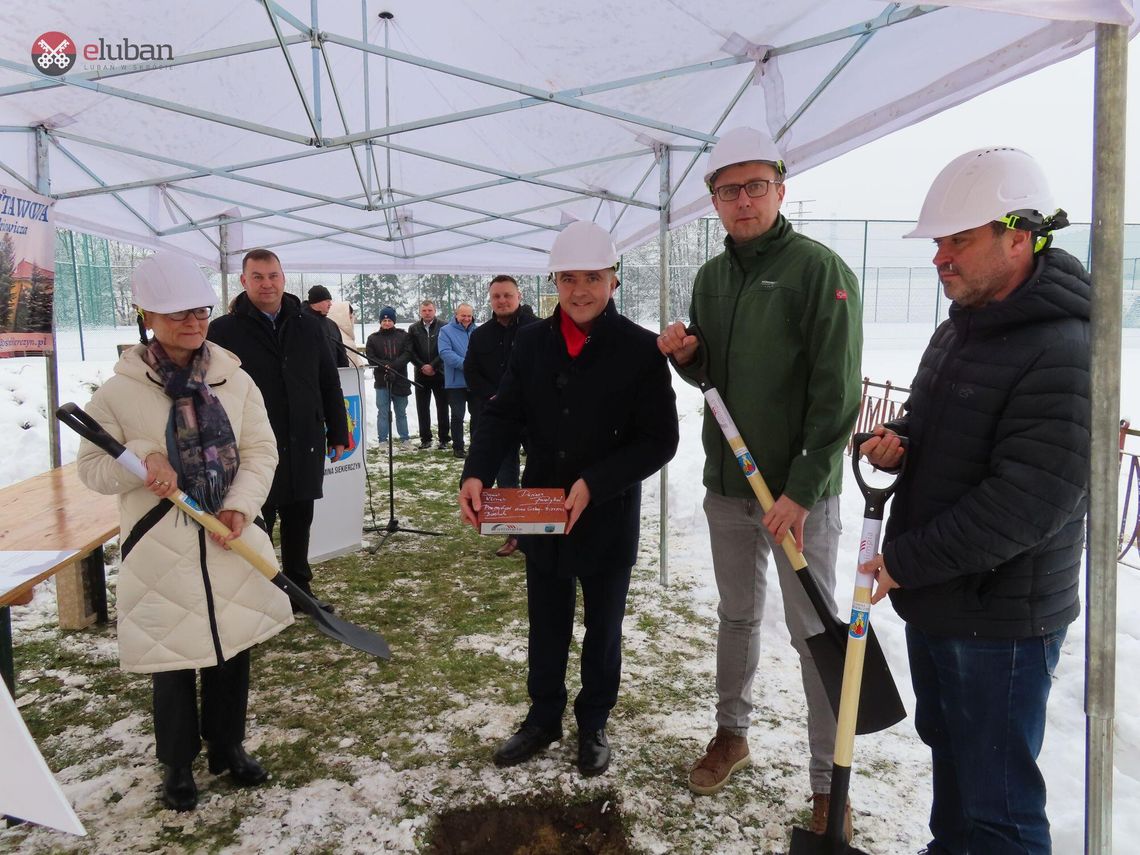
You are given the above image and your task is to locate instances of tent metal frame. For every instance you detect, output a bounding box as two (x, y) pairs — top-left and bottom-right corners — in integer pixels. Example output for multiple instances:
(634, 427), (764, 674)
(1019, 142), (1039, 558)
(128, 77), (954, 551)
(0, 4), (1128, 850)
(0, 2), (946, 263)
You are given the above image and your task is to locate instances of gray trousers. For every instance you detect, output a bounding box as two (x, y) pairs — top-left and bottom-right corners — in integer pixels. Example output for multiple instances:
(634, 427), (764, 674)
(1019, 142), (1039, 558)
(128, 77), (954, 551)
(704, 489), (842, 794)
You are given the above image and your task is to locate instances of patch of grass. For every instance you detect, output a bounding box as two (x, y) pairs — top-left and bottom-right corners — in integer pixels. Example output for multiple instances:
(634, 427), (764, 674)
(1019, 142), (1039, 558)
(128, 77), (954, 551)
(7, 446), (810, 854)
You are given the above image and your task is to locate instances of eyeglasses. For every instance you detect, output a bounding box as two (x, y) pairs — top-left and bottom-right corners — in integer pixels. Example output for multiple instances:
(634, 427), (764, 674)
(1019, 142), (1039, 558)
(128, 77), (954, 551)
(164, 307), (212, 321)
(713, 179), (781, 202)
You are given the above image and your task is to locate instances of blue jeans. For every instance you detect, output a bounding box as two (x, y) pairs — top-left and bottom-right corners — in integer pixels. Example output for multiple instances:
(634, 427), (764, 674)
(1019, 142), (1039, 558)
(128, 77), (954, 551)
(376, 388), (409, 443)
(906, 624), (1065, 855)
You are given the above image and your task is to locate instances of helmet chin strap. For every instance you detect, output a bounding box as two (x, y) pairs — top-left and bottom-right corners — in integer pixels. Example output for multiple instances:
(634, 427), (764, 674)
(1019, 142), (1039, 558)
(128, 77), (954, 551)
(136, 307), (149, 344)
(999, 207), (1070, 253)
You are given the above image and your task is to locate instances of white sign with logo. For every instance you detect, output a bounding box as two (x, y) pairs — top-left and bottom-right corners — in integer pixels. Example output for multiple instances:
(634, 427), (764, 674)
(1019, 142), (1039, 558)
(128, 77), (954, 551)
(309, 367), (367, 562)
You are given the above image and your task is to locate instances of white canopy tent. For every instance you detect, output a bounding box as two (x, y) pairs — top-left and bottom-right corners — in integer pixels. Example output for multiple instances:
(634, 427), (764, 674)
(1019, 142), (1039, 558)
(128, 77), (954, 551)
(0, 1), (1133, 273)
(1, 3), (1135, 852)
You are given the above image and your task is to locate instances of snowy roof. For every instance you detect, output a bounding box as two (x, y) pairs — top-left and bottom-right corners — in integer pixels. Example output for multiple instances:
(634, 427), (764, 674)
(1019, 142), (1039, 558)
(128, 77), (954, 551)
(0, 1), (1136, 273)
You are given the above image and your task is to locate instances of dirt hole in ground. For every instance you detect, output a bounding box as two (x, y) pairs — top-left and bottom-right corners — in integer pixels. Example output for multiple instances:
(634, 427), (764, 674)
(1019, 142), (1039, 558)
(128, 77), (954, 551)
(426, 795), (630, 854)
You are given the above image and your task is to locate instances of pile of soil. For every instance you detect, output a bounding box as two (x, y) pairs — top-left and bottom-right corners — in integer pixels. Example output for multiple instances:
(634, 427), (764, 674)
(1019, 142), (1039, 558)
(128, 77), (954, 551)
(426, 795), (630, 855)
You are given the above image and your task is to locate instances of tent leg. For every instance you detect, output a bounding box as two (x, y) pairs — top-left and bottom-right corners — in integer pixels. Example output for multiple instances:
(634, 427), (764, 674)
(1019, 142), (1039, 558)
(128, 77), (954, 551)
(658, 145), (670, 587)
(1085, 21), (1128, 855)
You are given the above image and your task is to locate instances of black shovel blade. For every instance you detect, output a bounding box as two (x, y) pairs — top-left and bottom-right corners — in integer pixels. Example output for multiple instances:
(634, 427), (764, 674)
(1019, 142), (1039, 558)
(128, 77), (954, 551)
(805, 616), (905, 735)
(788, 826), (870, 855)
(271, 575), (391, 660)
(794, 563), (905, 734)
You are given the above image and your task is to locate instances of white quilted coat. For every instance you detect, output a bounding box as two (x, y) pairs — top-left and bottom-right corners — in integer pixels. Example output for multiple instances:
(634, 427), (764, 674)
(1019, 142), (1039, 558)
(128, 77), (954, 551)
(77, 342), (294, 673)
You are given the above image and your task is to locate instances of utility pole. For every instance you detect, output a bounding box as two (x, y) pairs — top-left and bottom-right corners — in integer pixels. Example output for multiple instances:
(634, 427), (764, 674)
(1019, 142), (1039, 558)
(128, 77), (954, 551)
(787, 199), (814, 229)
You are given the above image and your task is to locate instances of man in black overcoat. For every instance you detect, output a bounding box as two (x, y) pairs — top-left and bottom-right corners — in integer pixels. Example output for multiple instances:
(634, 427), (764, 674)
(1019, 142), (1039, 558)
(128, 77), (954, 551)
(207, 249), (349, 612)
(459, 221), (678, 777)
(465, 274), (539, 557)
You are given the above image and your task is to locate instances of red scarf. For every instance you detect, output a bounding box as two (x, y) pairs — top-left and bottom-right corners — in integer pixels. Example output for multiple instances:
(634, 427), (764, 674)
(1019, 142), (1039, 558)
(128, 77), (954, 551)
(558, 309), (589, 358)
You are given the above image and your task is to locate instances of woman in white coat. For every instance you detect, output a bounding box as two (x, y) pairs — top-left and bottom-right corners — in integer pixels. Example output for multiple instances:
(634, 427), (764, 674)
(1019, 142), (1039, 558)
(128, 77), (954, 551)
(77, 251), (293, 812)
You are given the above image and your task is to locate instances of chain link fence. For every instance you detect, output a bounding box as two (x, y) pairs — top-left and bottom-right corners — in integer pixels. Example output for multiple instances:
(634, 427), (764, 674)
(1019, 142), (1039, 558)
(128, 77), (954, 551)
(51, 218), (1140, 357)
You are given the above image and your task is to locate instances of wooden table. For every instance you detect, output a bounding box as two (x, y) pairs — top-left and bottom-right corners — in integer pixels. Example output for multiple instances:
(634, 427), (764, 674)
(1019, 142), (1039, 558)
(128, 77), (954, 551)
(0, 463), (118, 691)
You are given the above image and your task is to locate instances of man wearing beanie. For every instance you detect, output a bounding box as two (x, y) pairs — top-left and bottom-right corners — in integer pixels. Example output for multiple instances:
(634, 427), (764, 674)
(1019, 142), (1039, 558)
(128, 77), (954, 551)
(365, 306), (412, 447)
(302, 284), (349, 368)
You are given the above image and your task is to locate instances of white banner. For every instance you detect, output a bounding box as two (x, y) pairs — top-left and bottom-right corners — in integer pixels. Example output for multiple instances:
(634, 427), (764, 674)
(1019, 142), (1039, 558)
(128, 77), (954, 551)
(0, 186), (54, 358)
(0, 679), (86, 835)
(309, 367), (367, 562)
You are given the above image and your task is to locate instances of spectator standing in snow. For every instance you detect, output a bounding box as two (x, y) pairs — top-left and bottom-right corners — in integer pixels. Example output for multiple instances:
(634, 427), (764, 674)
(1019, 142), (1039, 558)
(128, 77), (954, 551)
(207, 249), (348, 613)
(438, 303), (476, 459)
(301, 284), (349, 368)
(859, 147), (1088, 855)
(465, 274), (540, 557)
(408, 299), (449, 449)
(658, 126), (862, 838)
(458, 221), (678, 778)
(77, 251), (293, 812)
(365, 306), (412, 447)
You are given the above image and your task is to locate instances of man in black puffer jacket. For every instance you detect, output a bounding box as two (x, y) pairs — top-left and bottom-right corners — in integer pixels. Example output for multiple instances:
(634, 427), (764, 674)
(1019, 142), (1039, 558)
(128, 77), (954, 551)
(859, 148), (1089, 855)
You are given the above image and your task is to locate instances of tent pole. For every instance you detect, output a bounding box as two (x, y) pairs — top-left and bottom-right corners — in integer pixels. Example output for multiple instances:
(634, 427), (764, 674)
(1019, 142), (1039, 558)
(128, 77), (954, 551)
(658, 145), (670, 586)
(219, 217), (229, 308)
(36, 126), (61, 469)
(1085, 21), (1127, 855)
(310, 0), (322, 140)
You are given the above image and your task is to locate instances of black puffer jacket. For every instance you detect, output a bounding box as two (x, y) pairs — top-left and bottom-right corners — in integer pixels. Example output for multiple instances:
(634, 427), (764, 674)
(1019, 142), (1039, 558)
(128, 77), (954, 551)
(464, 305), (540, 401)
(462, 302), (678, 577)
(365, 327), (412, 396)
(882, 248), (1090, 638)
(206, 292), (349, 504)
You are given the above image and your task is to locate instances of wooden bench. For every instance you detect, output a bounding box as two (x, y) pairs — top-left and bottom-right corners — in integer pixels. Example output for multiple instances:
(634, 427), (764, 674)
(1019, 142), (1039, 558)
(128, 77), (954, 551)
(0, 463), (118, 691)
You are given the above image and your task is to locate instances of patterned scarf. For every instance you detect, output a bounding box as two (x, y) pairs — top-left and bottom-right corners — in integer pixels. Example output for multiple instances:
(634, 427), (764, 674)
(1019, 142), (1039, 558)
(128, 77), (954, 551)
(142, 341), (239, 514)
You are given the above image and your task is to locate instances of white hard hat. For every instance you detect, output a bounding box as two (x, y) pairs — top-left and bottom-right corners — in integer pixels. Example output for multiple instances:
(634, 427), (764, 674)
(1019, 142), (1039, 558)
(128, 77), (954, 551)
(906, 147), (1054, 239)
(548, 221), (619, 274)
(703, 127), (786, 190)
(131, 251), (217, 313)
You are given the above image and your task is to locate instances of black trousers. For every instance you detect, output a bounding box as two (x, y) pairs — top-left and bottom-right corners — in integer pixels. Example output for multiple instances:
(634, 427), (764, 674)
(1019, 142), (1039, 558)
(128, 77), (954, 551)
(468, 395), (521, 488)
(152, 648), (250, 766)
(523, 560), (633, 733)
(447, 388), (473, 452)
(262, 499), (315, 591)
(414, 373), (449, 444)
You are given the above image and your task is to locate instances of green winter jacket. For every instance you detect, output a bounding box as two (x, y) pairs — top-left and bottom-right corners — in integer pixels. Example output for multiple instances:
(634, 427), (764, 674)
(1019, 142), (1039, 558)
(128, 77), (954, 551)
(677, 214), (862, 507)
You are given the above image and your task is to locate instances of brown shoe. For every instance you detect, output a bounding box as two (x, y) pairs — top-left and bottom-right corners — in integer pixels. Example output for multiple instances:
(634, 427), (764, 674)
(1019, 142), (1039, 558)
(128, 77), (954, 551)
(688, 727), (750, 795)
(810, 792), (853, 841)
(495, 536), (519, 558)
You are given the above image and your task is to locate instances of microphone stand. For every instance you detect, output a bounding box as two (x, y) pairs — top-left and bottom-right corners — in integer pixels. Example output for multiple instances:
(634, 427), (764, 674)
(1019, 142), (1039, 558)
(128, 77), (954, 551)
(329, 335), (442, 547)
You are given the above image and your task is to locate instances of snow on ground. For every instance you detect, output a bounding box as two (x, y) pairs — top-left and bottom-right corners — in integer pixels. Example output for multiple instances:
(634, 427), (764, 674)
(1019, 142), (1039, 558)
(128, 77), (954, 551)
(2, 322), (1139, 852)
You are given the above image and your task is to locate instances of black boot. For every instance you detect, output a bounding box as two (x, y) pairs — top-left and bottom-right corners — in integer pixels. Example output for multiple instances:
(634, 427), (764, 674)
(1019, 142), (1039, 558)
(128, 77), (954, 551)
(492, 723), (562, 767)
(161, 764), (198, 811)
(577, 728), (611, 777)
(207, 743), (269, 786)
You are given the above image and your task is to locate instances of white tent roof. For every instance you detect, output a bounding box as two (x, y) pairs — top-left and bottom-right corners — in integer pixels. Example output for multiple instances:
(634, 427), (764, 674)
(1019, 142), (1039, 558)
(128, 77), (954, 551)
(1, 1), (1135, 273)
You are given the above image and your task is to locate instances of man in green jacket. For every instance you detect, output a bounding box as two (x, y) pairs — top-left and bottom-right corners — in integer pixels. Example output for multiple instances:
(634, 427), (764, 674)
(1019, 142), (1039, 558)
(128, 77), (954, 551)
(658, 127), (862, 836)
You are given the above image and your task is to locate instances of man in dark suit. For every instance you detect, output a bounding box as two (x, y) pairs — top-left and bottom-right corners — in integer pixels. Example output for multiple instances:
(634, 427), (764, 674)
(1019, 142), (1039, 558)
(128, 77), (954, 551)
(207, 249), (349, 612)
(458, 221), (678, 777)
